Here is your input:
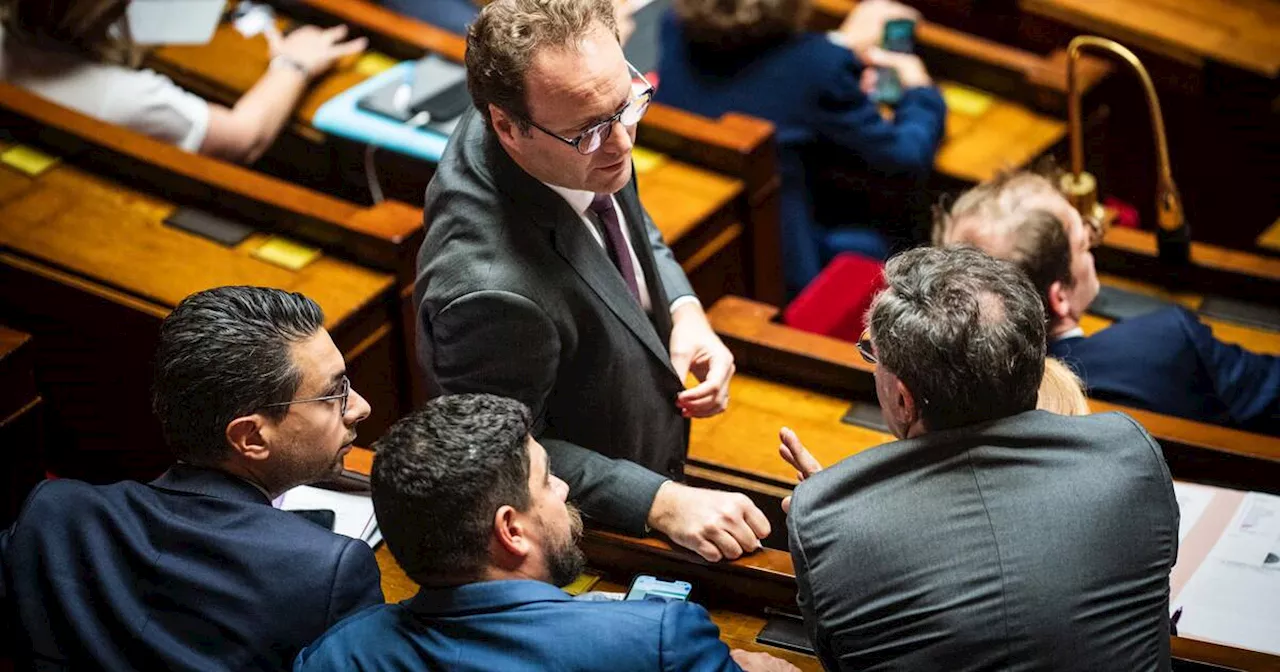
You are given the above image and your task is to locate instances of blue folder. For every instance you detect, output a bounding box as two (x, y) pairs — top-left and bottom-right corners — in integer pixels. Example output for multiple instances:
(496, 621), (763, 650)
(312, 62), (451, 163)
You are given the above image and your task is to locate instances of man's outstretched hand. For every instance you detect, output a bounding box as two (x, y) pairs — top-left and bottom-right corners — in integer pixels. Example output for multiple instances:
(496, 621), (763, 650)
(647, 481), (771, 561)
(779, 427), (823, 515)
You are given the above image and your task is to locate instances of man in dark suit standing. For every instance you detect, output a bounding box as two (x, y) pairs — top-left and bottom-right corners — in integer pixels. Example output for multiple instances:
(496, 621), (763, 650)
(415, 0), (769, 561)
(296, 393), (797, 672)
(782, 247), (1179, 670)
(1, 286), (383, 671)
(937, 171), (1279, 435)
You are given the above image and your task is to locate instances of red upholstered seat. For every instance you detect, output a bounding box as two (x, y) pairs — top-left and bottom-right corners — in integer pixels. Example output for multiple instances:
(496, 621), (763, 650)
(782, 252), (886, 344)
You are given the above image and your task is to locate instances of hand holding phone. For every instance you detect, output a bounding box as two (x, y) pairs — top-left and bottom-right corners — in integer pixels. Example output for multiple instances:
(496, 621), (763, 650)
(870, 18), (919, 104)
(624, 575), (693, 602)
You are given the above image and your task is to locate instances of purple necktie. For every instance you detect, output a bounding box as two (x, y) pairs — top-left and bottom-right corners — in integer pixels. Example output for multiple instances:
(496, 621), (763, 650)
(589, 193), (642, 305)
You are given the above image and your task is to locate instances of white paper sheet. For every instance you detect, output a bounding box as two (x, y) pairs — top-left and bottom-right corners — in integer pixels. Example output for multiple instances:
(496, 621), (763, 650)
(280, 485), (380, 548)
(1172, 481), (1217, 542)
(1173, 492), (1280, 654)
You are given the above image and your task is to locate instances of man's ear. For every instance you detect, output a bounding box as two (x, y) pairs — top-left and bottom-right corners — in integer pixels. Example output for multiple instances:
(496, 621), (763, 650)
(489, 104), (519, 145)
(891, 378), (921, 431)
(493, 504), (534, 560)
(1046, 280), (1072, 321)
(226, 415), (270, 462)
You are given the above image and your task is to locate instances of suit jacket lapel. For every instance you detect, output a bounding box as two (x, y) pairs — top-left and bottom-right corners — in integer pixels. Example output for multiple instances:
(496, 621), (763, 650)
(549, 212), (676, 376)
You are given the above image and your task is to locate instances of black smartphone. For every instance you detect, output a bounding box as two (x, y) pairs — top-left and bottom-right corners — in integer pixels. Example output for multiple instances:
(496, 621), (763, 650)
(872, 18), (916, 105)
(290, 509), (336, 531)
(357, 54), (469, 125)
(624, 575), (693, 602)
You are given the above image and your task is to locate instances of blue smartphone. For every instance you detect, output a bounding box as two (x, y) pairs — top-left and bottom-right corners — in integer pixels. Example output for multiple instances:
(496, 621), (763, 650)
(625, 575), (693, 602)
(873, 18), (917, 105)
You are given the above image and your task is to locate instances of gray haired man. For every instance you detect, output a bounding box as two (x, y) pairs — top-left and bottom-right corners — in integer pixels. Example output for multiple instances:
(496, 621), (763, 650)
(782, 246), (1179, 671)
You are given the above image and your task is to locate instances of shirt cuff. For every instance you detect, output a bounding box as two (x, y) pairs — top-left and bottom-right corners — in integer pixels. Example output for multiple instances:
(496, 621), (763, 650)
(668, 295), (701, 315)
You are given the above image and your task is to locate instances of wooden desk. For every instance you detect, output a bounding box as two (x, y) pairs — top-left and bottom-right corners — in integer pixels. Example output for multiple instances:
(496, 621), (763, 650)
(146, 13), (776, 308)
(0, 137), (399, 482)
(0, 325), (42, 525)
(934, 81), (1066, 183)
(1020, 0), (1280, 79)
(1097, 226), (1280, 305)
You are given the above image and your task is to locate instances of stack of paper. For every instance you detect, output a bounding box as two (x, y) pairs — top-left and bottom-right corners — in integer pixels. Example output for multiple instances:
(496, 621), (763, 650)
(1174, 492), (1280, 655)
(279, 485), (381, 548)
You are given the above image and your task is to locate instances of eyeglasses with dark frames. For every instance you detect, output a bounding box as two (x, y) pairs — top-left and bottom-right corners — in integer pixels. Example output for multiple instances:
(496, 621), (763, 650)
(263, 375), (350, 417)
(524, 62), (654, 156)
(856, 330), (877, 365)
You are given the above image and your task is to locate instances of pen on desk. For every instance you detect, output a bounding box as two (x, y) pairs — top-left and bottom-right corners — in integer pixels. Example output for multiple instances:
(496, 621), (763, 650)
(1171, 606), (1183, 637)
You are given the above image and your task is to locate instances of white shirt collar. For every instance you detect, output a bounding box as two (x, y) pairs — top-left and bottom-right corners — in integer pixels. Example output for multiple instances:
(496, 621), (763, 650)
(543, 181), (599, 216)
(1054, 326), (1086, 341)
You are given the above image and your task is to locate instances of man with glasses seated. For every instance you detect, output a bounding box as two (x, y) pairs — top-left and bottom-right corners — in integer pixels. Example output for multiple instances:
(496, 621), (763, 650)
(415, 0), (771, 562)
(0, 286), (382, 671)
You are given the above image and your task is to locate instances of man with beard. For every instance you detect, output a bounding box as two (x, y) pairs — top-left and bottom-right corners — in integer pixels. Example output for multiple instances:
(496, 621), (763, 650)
(295, 394), (797, 672)
(1, 286), (382, 671)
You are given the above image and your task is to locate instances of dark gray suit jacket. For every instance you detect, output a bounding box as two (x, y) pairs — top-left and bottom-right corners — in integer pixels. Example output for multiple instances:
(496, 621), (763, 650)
(788, 410), (1179, 671)
(415, 110), (693, 534)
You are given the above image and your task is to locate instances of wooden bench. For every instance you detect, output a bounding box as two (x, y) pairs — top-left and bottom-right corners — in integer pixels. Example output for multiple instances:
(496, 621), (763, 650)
(0, 325), (42, 525)
(0, 91), (405, 483)
(144, 2), (784, 307)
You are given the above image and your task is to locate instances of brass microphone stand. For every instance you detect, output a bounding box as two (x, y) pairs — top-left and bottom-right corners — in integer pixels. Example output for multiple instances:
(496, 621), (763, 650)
(1061, 36), (1190, 265)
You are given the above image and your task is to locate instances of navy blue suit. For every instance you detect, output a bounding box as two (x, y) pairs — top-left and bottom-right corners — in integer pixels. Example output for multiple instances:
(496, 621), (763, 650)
(380, 0), (478, 35)
(0, 466), (384, 671)
(294, 580), (742, 671)
(1051, 307), (1280, 435)
(656, 12), (946, 293)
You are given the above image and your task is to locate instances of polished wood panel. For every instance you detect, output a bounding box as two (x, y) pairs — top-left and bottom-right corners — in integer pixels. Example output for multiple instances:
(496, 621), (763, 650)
(1097, 226), (1280, 304)
(1020, 0), (1280, 78)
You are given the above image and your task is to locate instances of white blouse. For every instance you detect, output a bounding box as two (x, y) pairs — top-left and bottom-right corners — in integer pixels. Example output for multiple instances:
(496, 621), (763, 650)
(1, 26), (210, 152)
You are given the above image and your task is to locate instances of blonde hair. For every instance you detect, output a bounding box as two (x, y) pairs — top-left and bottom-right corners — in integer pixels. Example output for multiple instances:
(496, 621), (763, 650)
(1037, 357), (1090, 416)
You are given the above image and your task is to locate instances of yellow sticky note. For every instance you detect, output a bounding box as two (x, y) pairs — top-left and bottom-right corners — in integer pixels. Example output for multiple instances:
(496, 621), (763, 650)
(354, 52), (399, 77)
(252, 236), (321, 270)
(1, 145), (60, 176)
(631, 147), (667, 174)
(561, 572), (602, 596)
(940, 83), (995, 118)
(1259, 217), (1280, 252)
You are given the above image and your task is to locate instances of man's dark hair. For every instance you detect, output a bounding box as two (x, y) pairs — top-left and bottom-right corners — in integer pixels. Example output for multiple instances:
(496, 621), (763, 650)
(869, 246), (1046, 432)
(371, 394), (534, 586)
(151, 286), (325, 465)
